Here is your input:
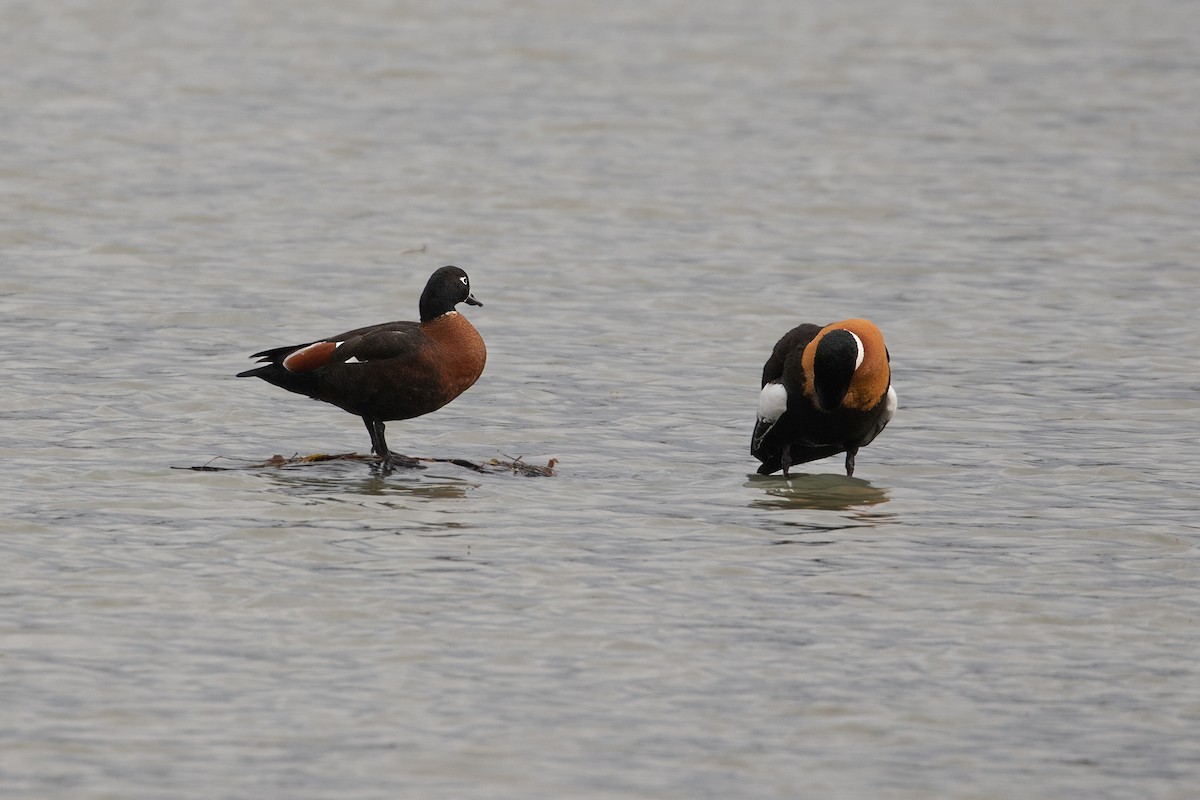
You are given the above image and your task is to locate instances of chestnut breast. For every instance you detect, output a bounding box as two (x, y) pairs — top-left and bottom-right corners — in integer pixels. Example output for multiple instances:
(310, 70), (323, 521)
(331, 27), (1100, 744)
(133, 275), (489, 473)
(421, 310), (487, 400)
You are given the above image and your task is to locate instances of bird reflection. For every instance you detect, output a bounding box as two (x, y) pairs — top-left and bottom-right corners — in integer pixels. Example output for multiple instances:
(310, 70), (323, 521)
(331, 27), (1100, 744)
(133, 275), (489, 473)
(263, 461), (476, 499)
(747, 471), (890, 511)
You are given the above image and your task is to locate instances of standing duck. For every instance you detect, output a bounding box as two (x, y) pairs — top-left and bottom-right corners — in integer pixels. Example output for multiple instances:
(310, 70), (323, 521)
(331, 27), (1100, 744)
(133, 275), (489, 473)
(751, 318), (896, 478)
(237, 266), (486, 465)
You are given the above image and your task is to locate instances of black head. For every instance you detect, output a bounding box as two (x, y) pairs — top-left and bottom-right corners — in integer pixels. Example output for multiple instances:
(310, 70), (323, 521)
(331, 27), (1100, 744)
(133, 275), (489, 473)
(419, 266), (482, 322)
(812, 328), (861, 411)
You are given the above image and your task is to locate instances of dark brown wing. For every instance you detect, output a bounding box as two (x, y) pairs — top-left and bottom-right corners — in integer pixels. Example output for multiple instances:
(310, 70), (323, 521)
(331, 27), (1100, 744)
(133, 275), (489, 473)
(761, 323), (822, 387)
(332, 322), (423, 364)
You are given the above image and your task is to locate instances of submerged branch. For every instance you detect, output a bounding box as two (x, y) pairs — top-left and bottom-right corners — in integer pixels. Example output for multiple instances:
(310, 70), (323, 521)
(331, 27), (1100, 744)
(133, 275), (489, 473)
(180, 452), (557, 476)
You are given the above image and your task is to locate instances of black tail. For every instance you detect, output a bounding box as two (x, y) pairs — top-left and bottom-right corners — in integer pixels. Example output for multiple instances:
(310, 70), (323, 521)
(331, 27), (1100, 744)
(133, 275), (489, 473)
(754, 443), (847, 475)
(237, 342), (322, 399)
(240, 341), (315, 368)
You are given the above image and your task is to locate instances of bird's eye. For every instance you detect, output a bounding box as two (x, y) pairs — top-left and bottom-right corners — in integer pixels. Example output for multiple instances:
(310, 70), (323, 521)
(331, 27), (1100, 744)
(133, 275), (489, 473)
(460, 276), (468, 285)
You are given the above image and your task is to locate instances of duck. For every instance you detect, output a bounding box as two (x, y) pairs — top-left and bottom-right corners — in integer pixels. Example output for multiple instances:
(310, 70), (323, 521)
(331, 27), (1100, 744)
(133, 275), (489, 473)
(237, 265), (486, 465)
(751, 318), (896, 478)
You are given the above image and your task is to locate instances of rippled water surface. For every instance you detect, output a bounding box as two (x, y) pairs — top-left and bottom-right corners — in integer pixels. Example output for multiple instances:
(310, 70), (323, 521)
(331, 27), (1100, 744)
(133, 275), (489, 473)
(3, 1), (1199, 798)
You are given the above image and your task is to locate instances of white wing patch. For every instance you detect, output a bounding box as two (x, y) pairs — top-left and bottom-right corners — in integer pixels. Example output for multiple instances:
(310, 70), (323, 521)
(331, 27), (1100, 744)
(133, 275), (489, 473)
(332, 341), (365, 364)
(884, 385), (897, 420)
(757, 381), (788, 423)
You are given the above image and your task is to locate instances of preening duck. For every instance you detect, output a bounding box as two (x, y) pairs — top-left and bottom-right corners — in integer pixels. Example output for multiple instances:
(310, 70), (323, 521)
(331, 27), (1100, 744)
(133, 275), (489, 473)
(237, 266), (486, 465)
(751, 318), (895, 478)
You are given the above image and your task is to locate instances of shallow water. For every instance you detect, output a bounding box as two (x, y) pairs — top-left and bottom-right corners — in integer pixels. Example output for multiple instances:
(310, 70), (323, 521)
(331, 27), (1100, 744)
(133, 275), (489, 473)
(3, 1), (1199, 798)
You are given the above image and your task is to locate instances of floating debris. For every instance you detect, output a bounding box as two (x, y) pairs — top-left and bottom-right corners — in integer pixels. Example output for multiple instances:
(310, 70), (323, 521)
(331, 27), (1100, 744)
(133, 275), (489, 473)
(487, 455), (559, 477)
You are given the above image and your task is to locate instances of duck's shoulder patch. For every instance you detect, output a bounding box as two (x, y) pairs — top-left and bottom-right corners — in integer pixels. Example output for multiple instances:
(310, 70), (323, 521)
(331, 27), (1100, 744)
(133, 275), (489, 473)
(283, 340), (341, 373)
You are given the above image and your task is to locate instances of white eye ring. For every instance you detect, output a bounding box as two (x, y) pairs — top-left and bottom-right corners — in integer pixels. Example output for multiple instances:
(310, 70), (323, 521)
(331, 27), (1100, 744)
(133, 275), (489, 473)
(848, 331), (864, 370)
(460, 276), (468, 285)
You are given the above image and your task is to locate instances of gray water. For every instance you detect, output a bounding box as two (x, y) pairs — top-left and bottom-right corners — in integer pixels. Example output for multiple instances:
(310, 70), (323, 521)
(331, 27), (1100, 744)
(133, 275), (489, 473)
(3, 1), (1199, 798)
